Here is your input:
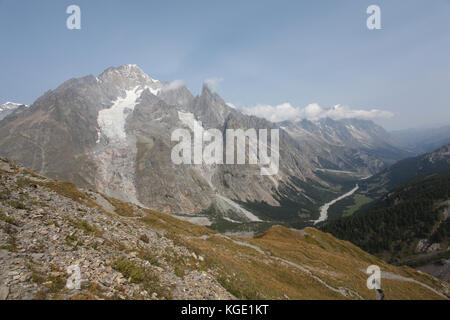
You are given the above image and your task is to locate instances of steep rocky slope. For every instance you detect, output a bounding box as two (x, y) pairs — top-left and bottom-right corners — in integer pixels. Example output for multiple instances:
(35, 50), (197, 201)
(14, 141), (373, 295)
(0, 158), (447, 300)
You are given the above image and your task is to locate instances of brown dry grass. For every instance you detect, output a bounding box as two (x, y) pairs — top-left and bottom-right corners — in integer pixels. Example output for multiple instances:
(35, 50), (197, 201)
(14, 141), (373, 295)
(10, 164), (447, 300)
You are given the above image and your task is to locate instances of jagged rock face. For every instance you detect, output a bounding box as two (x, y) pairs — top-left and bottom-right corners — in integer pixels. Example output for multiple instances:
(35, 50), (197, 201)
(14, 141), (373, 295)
(0, 65), (407, 220)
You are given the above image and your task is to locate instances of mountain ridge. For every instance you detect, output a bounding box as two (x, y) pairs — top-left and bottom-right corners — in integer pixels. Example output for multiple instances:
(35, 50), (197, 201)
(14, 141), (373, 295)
(0, 64), (409, 229)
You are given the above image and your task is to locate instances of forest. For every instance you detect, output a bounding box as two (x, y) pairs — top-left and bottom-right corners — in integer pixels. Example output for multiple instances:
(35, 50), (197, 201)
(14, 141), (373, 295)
(321, 169), (450, 263)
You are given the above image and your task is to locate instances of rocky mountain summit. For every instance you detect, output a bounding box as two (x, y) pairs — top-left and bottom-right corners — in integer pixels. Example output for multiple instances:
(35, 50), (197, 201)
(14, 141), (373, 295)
(0, 158), (448, 300)
(0, 65), (409, 227)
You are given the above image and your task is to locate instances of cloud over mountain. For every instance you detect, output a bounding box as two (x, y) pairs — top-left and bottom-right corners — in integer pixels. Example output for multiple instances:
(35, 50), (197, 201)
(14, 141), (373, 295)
(162, 80), (185, 92)
(204, 77), (223, 92)
(241, 103), (394, 123)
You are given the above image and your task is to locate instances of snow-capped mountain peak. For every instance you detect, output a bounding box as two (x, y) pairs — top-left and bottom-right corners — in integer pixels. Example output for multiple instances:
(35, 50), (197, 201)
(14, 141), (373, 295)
(0, 102), (27, 121)
(97, 64), (164, 97)
(117, 64), (160, 83)
(0, 101), (26, 111)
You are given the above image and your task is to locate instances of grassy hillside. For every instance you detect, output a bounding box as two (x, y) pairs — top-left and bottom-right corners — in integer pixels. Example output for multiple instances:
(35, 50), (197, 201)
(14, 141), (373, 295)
(1, 157), (448, 300)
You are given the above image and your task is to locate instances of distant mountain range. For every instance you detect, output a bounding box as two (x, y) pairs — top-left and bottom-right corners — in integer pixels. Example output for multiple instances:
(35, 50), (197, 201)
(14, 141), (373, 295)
(391, 125), (450, 155)
(0, 65), (409, 228)
(363, 143), (450, 197)
(280, 117), (410, 175)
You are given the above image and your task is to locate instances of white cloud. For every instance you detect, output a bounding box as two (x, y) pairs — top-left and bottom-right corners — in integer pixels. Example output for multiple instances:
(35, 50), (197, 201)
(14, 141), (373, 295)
(204, 77), (223, 92)
(226, 102), (237, 109)
(241, 103), (394, 123)
(325, 104), (395, 121)
(241, 103), (299, 123)
(162, 79), (185, 92)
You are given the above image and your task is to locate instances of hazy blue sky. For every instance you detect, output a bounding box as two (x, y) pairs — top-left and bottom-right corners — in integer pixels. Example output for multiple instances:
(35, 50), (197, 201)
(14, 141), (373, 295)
(0, 0), (449, 130)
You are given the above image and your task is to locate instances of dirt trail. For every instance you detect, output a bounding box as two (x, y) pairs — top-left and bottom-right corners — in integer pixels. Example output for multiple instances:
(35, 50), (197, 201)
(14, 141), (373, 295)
(218, 234), (362, 299)
(381, 271), (448, 299)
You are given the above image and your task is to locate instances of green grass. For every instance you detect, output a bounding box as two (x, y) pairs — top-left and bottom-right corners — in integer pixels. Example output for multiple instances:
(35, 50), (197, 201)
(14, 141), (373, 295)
(138, 251), (161, 267)
(0, 212), (18, 225)
(0, 235), (17, 252)
(112, 257), (171, 299)
(342, 195), (373, 217)
(9, 200), (28, 210)
(102, 194), (136, 217)
(34, 180), (98, 208)
(68, 218), (103, 237)
(0, 188), (11, 201)
(113, 258), (148, 284)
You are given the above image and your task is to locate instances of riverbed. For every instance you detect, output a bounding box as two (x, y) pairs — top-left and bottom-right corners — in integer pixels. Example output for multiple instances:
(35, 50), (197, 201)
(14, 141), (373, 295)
(313, 184), (359, 225)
